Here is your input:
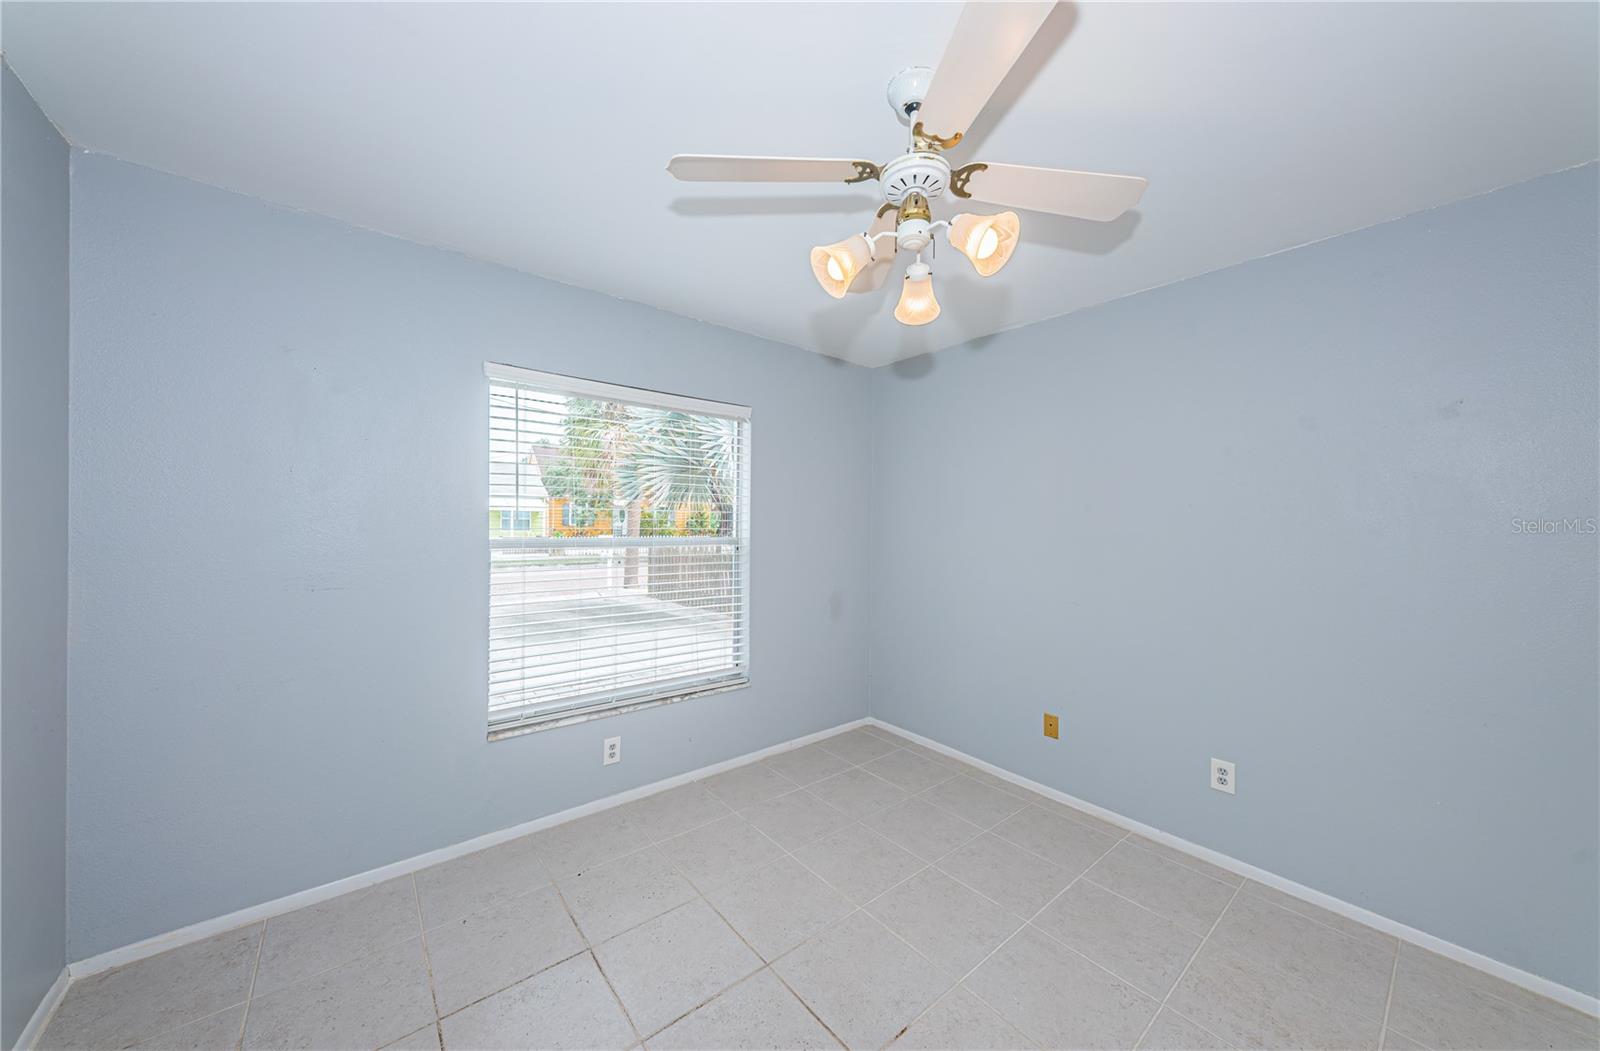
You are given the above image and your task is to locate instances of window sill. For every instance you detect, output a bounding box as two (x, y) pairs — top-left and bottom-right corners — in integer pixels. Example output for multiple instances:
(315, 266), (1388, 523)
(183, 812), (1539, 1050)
(486, 677), (750, 742)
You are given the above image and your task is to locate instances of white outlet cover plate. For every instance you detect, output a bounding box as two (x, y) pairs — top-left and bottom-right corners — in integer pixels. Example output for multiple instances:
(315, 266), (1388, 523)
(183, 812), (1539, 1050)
(604, 737), (621, 765)
(1211, 758), (1235, 794)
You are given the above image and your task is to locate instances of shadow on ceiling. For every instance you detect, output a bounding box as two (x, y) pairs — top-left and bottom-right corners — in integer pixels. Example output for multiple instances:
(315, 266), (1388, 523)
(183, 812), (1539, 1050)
(1029, 209), (1142, 254)
(670, 194), (883, 217)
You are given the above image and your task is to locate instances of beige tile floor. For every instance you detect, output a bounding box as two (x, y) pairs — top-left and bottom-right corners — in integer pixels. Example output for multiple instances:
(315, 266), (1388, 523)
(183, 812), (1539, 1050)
(36, 725), (1599, 1051)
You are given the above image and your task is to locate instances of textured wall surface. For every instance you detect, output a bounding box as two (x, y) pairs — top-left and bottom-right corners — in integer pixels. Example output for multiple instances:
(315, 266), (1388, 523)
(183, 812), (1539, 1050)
(66, 152), (872, 959)
(1, 60), (71, 1046)
(869, 165), (1599, 996)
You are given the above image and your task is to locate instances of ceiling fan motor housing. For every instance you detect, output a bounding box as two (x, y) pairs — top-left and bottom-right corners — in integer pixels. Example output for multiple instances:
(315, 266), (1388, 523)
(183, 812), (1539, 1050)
(881, 152), (951, 204)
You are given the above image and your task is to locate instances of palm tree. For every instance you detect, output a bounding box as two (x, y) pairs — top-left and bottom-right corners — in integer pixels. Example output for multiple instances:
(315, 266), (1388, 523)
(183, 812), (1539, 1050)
(618, 408), (740, 612)
(543, 400), (739, 602)
(619, 409), (739, 537)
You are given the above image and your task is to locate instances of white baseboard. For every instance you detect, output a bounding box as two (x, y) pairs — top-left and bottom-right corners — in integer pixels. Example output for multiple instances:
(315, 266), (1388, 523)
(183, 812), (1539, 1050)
(866, 717), (1600, 1021)
(13, 967), (68, 1051)
(65, 718), (868, 982)
(59, 712), (1599, 1024)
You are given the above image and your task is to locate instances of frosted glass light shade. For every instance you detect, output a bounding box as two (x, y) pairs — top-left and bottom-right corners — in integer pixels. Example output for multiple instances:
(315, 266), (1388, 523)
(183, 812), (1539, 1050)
(809, 235), (873, 298)
(948, 211), (1020, 277)
(894, 263), (940, 326)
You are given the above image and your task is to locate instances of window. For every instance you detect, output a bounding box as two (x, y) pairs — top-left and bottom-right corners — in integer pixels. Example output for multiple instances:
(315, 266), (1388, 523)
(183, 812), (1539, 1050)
(485, 363), (751, 735)
(490, 509), (537, 535)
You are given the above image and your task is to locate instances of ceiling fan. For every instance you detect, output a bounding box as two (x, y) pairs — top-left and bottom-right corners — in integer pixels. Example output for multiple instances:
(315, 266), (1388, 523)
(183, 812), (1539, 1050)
(667, 1), (1147, 327)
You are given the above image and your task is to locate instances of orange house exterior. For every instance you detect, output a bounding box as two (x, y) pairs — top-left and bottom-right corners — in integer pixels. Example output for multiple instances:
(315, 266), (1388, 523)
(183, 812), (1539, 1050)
(548, 497), (613, 537)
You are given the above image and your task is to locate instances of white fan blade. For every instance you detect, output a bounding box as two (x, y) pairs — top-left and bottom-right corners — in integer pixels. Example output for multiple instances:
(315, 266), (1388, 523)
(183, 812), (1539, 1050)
(667, 155), (878, 184)
(962, 162), (1147, 221)
(849, 209), (899, 294)
(917, 2), (1056, 145)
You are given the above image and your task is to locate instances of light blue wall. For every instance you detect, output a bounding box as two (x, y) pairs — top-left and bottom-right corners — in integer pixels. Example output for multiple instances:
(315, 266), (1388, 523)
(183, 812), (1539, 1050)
(63, 144), (1599, 999)
(869, 164), (1600, 997)
(65, 152), (872, 959)
(1, 60), (70, 1047)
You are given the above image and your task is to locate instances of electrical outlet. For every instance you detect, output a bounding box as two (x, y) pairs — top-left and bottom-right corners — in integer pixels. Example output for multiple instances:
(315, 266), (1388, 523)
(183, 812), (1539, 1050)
(603, 736), (621, 766)
(1043, 713), (1060, 739)
(1210, 758), (1235, 794)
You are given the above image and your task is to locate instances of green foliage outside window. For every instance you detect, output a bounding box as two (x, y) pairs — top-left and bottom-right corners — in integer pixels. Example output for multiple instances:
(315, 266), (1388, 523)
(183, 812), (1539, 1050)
(535, 397), (738, 539)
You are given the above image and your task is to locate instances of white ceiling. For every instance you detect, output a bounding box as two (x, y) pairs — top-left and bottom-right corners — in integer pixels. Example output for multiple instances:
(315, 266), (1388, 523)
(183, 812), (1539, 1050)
(5, 2), (1596, 366)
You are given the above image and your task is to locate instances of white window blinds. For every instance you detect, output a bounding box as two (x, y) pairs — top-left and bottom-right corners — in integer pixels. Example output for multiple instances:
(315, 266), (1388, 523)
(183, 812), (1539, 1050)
(485, 363), (751, 734)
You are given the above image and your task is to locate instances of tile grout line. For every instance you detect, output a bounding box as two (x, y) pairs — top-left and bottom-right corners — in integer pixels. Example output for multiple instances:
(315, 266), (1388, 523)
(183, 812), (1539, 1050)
(654, 737), (987, 1045)
(786, 771), (1029, 920)
(1196, 892), (1588, 1049)
(1172, 923), (1407, 1046)
(878, 721), (1600, 1035)
(1378, 939), (1403, 1049)
(547, 870), (646, 1049)
(99, 733), (1197, 1051)
(1075, 872), (1222, 941)
(869, 735), (1416, 1047)
(1236, 878), (1405, 954)
(734, 734), (1168, 1046)
(634, 806), (855, 1050)
(420, 936), (589, 1028)
(58, 814), (687, 1048)
(1150, 1004), (1237, 1051)
(886, 983), (1038, 1051)
(20, 734), (1004, 1050)
(64, 734), (1155, 1051)
(1178, 891), (1406, 1039)
(1115, 835), (1241, 890)
(134, 880), (466, 1050)
(429, 945), (593, 1024)
(631, 788), (812, 1042)
(882, 879), (1071, 1044)
(234, 920), (266, 1051)
(1128, 879), (1246, 1050)
(580, 735), (1092, 949)
(181, 734), (1600, 1048)
(696, 747), (881, 1049)
(124, 738), (1211, 1049)
(892, 828), (1134, 1047)
(764, 967), (851, 1051)
(247, 868), (573, 1037)
(523, 841), (646, 1047)
(586, 944), (648, 1049)
(632, 828), (844, 1046)
(1116, 835), (1242, 887)
(62, 935), (268, 1051)
(69, 727), (867, 989)
(409, 872), (446, 1050)
(61, 724), (1600, 1048)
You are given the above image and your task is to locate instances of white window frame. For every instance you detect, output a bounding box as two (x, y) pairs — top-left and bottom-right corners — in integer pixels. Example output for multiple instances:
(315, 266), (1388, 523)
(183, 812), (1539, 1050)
(484, 362), (752, 739)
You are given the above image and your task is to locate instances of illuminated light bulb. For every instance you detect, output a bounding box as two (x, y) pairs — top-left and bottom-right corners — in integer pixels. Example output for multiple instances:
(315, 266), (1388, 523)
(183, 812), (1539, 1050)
(977, 227), (999, 259)
(894, 262), (940, 326)
(947, 211), (1020, 277)
(809, 235), (873, 298)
